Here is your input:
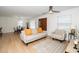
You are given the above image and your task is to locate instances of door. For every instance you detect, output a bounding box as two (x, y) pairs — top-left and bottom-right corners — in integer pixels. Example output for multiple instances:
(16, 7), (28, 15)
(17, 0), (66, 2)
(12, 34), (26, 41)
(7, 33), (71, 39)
(39, 18), (47, 31)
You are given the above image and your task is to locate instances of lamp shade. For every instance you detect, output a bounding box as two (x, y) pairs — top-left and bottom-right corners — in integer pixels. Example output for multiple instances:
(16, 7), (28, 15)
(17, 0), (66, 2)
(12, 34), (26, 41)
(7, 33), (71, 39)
(74, 39), (79, 44)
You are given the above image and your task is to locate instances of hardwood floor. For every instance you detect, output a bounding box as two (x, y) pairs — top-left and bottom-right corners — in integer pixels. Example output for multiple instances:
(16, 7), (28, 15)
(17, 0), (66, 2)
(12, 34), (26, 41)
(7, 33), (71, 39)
(0, 33), (68, 53)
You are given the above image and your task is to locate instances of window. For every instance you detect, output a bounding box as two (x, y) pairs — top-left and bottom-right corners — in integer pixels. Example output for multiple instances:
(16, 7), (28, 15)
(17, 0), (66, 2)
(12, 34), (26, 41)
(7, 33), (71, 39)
(57, 15), (72, 30)
(18, 20), (23, 27)
(29, 20), (36, 29)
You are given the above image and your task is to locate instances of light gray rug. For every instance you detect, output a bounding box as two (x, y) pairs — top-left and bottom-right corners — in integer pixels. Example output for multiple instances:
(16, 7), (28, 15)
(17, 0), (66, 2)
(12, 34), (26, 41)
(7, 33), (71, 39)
(33, 37), (67, 53)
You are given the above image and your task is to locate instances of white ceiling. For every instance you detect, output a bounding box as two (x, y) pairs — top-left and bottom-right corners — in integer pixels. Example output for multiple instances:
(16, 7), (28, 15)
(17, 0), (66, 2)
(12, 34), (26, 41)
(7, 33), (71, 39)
(0, 6), (78, 18)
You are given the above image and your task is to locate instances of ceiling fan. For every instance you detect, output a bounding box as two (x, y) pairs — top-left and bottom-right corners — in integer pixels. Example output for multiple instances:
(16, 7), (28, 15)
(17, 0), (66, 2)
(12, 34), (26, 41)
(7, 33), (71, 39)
(42, 6), (60, 15)
(49, 6), (60, 13)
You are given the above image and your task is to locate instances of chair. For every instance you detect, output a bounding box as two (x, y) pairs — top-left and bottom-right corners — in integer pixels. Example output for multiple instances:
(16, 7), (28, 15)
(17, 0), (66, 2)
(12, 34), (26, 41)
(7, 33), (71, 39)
(0, 27), (2, 36)
(69, 29), (77, 39)
(49, 29), (66, 42)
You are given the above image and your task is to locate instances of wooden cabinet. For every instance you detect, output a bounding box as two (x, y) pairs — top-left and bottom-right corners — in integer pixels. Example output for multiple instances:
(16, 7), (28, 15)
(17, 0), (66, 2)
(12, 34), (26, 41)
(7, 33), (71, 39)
(39, 18), (47, 31)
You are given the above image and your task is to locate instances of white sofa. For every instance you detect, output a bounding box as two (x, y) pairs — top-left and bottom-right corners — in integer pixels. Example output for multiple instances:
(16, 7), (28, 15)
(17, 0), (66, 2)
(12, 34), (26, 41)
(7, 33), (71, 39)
(49, 30), (66, 41)
(20, 31), (47, 44)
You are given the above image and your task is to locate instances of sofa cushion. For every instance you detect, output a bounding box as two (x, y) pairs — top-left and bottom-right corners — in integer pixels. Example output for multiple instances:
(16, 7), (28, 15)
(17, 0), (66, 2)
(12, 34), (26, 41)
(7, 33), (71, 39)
(37, 27), (43, 33)
(24, 29), (32, 35)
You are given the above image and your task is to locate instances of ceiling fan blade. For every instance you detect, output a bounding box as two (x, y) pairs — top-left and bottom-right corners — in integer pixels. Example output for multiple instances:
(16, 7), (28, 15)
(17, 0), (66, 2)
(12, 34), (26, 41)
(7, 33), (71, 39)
(42, 11), (48, 15)
(52, 10), (60, 13)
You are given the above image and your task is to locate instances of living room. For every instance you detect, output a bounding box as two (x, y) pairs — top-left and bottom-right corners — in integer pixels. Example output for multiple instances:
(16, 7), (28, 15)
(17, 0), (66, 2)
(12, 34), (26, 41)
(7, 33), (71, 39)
(0, 6), (79, 53)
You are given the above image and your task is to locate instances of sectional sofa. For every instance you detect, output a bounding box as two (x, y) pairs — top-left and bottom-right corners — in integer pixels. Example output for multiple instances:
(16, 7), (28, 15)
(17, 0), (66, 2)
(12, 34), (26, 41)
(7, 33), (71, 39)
(20, 31), (47, 44)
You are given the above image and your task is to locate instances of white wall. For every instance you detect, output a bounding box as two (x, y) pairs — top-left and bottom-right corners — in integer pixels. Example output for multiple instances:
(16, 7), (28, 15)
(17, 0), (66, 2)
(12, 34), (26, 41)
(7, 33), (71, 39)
(32, 7), (79, 34)
(0, 16), (28, 33)
(31, 13), (59, 34)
